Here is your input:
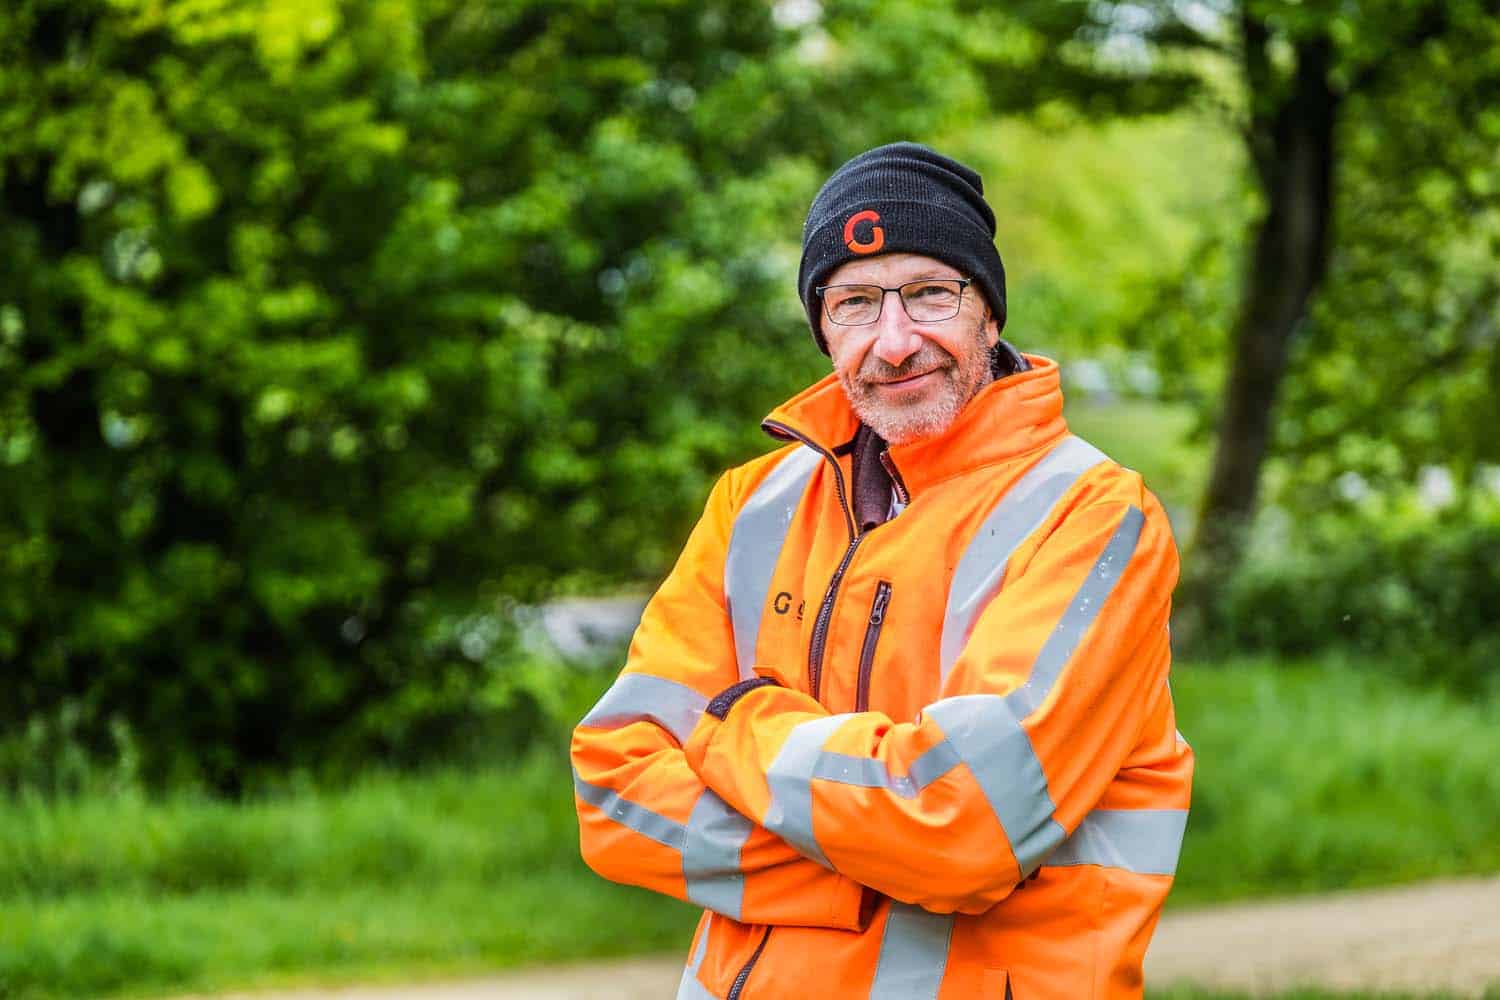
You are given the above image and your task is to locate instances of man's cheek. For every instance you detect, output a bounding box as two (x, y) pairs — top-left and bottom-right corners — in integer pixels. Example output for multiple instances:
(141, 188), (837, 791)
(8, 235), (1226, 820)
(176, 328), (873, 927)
(833, 330), (875, 368)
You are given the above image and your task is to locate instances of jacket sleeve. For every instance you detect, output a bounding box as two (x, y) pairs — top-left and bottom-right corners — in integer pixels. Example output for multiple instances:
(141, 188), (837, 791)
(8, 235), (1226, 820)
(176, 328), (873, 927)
(571, 469), (867, 930)
(682, 481), (1183, 915)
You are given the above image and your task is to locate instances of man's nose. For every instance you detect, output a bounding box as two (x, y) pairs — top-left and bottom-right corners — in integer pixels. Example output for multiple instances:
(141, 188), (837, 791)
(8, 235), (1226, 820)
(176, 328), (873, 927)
(870, 289), (922, 368)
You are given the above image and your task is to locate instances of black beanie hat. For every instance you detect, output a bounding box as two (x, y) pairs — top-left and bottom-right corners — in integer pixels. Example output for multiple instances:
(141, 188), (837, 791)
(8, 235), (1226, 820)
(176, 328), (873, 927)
(798, 142), (1008, 354)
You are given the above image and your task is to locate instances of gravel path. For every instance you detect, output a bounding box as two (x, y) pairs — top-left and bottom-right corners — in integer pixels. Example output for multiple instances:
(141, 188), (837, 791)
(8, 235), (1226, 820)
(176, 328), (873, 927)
(1145, 875), (1500, 996)
(180, 875), (1500, 999)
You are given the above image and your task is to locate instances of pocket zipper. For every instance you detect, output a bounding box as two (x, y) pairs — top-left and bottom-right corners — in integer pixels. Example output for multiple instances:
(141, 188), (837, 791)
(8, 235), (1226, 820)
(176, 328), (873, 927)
(854, 581), (892, 713)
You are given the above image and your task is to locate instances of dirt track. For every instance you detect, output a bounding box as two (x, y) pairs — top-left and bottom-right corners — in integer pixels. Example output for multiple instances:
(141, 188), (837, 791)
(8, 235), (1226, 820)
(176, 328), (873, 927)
(182, 875), (1500, 999)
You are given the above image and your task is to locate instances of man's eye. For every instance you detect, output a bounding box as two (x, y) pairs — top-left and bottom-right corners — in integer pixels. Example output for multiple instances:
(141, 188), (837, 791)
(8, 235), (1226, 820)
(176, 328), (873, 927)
(909, 283), (952, 299)
(835, 294), (873, 308)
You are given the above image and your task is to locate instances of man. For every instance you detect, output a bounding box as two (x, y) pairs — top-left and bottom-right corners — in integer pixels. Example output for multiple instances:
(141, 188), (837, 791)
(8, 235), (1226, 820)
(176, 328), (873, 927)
(571, 142), (1193, 999)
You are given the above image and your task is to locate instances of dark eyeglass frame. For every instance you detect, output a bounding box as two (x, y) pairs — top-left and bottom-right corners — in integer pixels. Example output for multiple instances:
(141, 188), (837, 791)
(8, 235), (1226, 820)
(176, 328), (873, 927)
(814, 277), (973, 326)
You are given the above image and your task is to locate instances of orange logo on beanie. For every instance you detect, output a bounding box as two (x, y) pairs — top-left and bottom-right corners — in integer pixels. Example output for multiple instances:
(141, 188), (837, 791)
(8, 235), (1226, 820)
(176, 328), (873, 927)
(843, 210), (885, 254)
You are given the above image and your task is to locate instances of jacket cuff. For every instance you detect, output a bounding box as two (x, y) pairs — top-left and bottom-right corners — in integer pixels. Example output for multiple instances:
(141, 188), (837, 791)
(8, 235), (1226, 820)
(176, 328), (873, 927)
(706, 676), (780, 720)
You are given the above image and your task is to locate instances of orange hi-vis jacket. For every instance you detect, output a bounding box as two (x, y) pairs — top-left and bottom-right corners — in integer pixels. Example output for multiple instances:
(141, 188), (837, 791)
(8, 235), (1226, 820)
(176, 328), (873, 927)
(572, 355), (1193, 1000)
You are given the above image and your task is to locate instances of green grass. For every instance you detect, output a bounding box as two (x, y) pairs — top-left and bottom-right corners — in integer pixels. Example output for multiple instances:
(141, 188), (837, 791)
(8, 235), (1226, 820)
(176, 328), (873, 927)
(1171, 656), (1500, 905)
(0, 754), (700, 999)
(2, 656), (1496, 999)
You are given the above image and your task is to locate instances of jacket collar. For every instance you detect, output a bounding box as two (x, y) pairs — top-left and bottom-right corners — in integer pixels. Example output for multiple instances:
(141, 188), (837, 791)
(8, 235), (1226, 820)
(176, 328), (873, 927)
(761, 354), (1069, 499)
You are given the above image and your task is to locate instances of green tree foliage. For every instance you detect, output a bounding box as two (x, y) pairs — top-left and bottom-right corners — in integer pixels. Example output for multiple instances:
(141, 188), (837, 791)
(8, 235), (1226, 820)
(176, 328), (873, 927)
(1000, 0), (1500, 633)
(0, 0), (1012, 787)
(1275, 17), (1500, 502)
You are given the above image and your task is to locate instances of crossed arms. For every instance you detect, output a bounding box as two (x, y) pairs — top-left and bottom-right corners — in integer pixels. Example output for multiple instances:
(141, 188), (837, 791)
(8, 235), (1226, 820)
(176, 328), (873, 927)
(571, 466), (1180, 926)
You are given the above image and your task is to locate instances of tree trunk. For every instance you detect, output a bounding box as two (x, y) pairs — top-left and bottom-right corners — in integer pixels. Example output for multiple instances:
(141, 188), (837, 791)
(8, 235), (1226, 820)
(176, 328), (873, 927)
(1177, 27), (1339, 637)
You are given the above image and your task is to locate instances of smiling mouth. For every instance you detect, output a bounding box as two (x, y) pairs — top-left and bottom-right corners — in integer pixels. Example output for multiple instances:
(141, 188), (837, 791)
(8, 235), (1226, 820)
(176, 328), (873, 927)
(877, 369), (938, 387)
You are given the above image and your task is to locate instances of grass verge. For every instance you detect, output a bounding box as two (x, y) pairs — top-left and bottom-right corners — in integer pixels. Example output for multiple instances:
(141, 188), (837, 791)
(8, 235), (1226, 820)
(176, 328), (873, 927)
(1171, 656), (1500, 905)
(2, 656), (1496, 999)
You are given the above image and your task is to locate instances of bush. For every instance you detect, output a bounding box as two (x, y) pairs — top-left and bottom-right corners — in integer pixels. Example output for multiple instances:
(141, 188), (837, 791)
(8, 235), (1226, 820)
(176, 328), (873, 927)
(0, 0), (989, 789)
(1212, 501), (1500, 693)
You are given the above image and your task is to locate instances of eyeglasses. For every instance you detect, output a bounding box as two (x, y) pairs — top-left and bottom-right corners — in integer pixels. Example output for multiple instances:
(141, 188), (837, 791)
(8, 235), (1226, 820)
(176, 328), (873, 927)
(815, 278), (972, 326)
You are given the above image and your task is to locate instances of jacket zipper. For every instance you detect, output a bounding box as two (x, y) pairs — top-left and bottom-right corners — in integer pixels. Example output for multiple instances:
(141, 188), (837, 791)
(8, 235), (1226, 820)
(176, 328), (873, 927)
(760, 418), (861, 703)
(725, 925), (771, 1000)
(807, 533), (865, 700)
(854, 581), (892, 712)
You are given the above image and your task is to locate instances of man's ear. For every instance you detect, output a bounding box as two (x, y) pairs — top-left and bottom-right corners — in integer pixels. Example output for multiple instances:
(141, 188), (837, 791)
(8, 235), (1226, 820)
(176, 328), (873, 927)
(983, 308), (1001, 348)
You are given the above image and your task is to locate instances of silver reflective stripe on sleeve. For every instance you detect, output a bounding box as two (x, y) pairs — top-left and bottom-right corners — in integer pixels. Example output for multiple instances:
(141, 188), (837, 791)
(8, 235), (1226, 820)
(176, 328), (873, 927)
(573, 769), (685, 850)
(918, 505), (1148, 876)
(724, 446), (821, 680)
(576, 769), (757, 922)
(808, 739), (962, 800)
(579, 672), (708, 745)
(909, 740), (963, 788)
(924, 693), (1066, 875)
(810, 752), (893, 790)
(1045, 808), (1188, 875)
(682, 790), (754, 918)
(763, 713), (851, 868)
(869, 902), (953, 1000)
(940, 435), (1107, 683)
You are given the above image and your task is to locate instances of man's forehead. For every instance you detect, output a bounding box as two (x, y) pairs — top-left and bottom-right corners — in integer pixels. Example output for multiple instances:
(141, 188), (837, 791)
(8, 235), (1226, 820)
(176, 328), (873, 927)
(825, 252), (960, 286)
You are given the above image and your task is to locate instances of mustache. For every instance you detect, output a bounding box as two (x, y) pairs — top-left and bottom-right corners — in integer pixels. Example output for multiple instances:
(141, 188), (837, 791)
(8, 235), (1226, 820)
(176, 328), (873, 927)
(857, 346), (952, 383)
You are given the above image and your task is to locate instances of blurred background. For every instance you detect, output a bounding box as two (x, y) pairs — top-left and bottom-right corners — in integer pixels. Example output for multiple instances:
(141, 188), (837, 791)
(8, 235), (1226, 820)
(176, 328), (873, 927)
(2, 0), (1497, 997)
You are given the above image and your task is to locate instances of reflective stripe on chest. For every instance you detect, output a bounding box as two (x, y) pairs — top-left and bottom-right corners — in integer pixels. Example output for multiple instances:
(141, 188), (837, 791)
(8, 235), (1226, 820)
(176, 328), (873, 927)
(724, 447), (822, 680)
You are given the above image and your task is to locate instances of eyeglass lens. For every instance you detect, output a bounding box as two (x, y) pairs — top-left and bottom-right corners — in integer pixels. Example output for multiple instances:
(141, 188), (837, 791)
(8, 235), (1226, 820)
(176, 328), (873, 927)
(823, 280), (964, 325)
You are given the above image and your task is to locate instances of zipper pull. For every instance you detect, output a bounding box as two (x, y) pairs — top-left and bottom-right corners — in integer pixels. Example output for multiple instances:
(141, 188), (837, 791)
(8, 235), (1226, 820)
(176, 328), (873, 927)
(879, 451), (910, 504)
(869, 583), (891, 624)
